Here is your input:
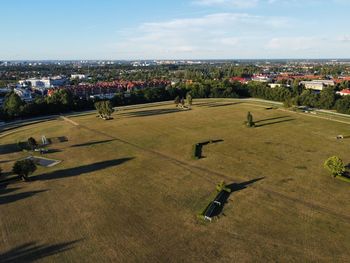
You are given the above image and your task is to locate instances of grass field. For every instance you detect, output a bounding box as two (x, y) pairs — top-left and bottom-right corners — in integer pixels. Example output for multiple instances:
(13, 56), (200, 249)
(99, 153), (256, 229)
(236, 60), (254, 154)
(0, 99), (349, 262)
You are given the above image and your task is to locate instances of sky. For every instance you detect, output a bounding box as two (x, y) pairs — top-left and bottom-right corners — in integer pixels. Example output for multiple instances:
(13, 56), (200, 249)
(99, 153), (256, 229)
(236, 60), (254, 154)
(1, 0), (350, 60)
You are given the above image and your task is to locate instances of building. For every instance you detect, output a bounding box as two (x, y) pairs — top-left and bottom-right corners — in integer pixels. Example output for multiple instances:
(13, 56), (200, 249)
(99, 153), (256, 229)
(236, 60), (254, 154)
(71, 74), (86, 80)
(19, 76), (68, 89)
(337, 89), (350, 96)
(252, 75), (273, 83)
(300, 80), (335, 91)
(230, 77), (250, 84)
(14, 88), (32, 102)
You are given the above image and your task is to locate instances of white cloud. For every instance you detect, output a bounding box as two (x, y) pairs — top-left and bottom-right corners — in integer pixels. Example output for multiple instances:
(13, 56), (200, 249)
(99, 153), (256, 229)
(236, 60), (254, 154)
(338, 35), (350, 42)
(115, 13), (291, 59)
(265, 37), (317, 51)
(193, 0), (258, 8)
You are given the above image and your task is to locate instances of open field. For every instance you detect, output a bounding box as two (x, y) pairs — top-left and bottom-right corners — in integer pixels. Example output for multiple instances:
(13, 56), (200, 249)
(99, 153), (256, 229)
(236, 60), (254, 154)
(0, 99), (349, 262)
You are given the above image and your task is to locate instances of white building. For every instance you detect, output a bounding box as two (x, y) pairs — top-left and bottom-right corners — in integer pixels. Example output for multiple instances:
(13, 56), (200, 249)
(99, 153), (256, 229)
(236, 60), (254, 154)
(300, 80), (335, 91)
(252, 75), (273, 83)
(19, 76), (68, 89)
(71, 74), (86, 80)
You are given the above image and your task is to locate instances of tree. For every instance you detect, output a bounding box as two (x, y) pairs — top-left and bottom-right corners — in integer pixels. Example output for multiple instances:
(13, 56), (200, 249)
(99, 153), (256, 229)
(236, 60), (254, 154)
(94, 101), (114, 120)
(27, 137), (38, 151)
(246, 111), (255, 127)
(103, 101), (114, 119)
(335, 95), (350, 114)
(186, 93), (193, 108)
(3, 92), (23, 118)
(319, 87), (336, 109)
(324, 156), (345, 178)
(12, 159), (37, 181)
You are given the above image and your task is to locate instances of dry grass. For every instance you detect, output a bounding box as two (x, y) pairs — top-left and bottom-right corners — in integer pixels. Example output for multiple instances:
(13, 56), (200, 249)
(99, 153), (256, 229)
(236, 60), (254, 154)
(0, 99), (349, 262)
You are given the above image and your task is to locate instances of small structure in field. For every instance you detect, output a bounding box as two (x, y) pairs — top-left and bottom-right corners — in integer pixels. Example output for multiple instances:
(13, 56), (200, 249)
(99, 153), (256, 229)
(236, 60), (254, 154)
(336, 135), (344, 140)
(26, 156), (61, 168)
(199, 182), (232, 222)
(42, 135), (49, 146)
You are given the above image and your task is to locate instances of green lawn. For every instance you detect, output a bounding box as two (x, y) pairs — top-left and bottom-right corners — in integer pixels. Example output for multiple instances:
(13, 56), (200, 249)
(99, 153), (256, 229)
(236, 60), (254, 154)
(0, 99), (349, 262)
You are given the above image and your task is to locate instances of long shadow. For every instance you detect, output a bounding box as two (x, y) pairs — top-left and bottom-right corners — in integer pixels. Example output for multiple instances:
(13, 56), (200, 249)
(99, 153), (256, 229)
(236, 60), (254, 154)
(227, 177), (265, 193)
(254, 116), (291, 124)
(206, 102), (243, 108)
(0, 187), (21, 196)
(120, 109), (184, 118)
(0, 173), (21, 186)
(0, 159), (16, 164)
(255, 119), (295, 127)
(71, 139), (115, 148)
(0, 143), (21, 155)
(209, 177), (264, 218)
(46, 149), (62, 154)
(32, 158), (134, 181)
(0, 240), (80, 263)
(48, 136), (68, 144)
(0, 190), (48, 205)
(195, 101), (242, 107)
(195, 102), (219, 107)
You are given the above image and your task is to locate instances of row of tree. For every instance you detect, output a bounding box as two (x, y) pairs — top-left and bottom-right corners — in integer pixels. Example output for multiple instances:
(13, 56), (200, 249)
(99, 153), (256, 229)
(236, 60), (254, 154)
(0, 89), (94, 120)
(3, 79), (350, 121)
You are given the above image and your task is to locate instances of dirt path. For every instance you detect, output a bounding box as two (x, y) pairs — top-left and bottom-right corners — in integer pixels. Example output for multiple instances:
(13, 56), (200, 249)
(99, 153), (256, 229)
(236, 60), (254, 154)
(60, 116), (79, 126)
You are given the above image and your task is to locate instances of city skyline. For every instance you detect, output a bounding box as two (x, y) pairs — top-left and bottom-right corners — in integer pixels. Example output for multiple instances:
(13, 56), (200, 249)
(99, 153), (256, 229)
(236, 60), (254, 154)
(1, 0), (350, 60)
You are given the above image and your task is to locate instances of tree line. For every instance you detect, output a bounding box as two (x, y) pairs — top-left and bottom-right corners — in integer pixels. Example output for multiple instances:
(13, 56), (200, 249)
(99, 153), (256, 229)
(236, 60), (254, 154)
(2, 79), (350, 121)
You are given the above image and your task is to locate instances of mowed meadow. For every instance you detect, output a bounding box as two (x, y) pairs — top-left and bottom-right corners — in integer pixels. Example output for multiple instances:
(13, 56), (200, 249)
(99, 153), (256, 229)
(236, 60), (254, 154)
(0, 99), (349, 262)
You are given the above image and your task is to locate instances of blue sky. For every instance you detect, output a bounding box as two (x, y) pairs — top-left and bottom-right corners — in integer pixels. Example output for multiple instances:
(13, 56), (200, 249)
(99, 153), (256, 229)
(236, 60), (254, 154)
(1, 0), (350, 60)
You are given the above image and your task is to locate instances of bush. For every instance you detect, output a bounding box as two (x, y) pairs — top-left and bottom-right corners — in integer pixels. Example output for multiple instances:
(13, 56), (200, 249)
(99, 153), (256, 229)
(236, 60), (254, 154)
(246, 112), (255, 128)
(324, 156), (345, 178)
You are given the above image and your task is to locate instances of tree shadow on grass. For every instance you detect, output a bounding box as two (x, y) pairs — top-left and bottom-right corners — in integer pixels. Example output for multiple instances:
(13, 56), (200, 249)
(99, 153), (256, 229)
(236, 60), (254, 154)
(32, 158), (134, 181)
(120, 109), (184, 118)
(0, 190), (48, 206)
(227, 177), (265, 192)
(0, 143), (21, 155)
(195, 102), (242, 108)
(209, 177), (265, 218)
(206, 102), (243, 108)
(0, 159), (16, 164)
(45, 149), (62, 154)
(254, 116), (291, 124)
(0, 240), (81, 263)
(71, 140), (115, 148)
(255, 118), (295, 128)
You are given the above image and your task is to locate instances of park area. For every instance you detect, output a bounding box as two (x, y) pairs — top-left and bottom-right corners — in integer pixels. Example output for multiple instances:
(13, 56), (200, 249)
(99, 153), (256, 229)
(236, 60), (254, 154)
(0, 99), (349, 262)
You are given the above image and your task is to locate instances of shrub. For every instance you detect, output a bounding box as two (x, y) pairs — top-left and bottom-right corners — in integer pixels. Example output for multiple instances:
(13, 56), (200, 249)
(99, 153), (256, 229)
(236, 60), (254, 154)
(246, 111), (255, 128)
(324, 156), (345, 178)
